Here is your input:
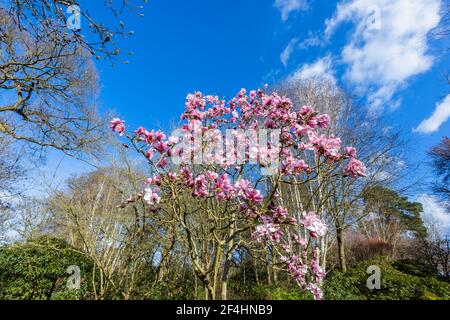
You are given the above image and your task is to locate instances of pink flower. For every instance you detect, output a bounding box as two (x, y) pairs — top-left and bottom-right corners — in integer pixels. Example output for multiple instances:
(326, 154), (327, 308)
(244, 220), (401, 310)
(252, 222), (282, 243)
(344, 158), (367, 177)
(146, 175), (161, 186)
(299, 105), (313, 116)
(168, 172), (177, 182)
(282, 158), (309, 175)
(180, 167), (194, 187)
(154, 141), (168, 154)
(300, 213), (327, 238)
(153, 130), (166, 141)
(311, 251), (325, 284)
(206, 171), (218, 182)
(344, 146), (357, 158)
(167, 136), (179, 146)
(145, 149), (154, 160)
(244, 188), (263, 204)
(193, 175), (208, 197)
(293, 234), (307, 246)
(157, 158), (167, 168)
(273, 206), (288, 220)
(234, 179), (252, 195)
(306, 283), (323, 300)
(134, 127), (148, 139)
(308, 132), (341, 160)
(215, 174), (234, 201)
(110, 118), (125, 135)
(317, 114), (330, 128)
(143, 188), (160, 205)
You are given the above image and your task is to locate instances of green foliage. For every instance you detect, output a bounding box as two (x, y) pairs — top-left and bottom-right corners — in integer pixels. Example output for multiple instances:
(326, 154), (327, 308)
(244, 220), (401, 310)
(263, 287), (313, 300)
(324, 257), (450, 300)
(228, 280), (313, 300)
(392, 259), (436, 278)
(0, 236), (96, 300)
(138, 279), (198, 300)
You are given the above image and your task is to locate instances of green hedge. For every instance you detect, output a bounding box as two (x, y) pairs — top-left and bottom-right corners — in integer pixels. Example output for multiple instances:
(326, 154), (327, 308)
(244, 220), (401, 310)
(324, 257), (450, 300)
(0, 236), (96, 300)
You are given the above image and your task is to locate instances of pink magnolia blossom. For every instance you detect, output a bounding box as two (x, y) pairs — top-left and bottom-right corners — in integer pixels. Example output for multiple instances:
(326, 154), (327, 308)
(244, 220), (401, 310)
(157, 158), (167, 168)
(234, 179), (252, 195)
(344, 146), (357, 158)
(167, 136), (179, 146)
(146, 175), (161, 186)
(180, 167), (194, 187)
(215, 174), (234, 201)
(300, 213), (327, 238)
(282, 158), (309, 175)
(273, 206), (288, 220)
(206, 171), (219, 182)
(308, 131), (341, 160)
(168, 172), (177, 182)
(110, 118), (125, 135)
(193, 174), (208, 197)
(243, 188), (263, 204)
(299, 105), (313, 116)
(316, 114), (330, 128)
(252, 221), (282, 243)
(143, 188), (160, 205)
(145, 149), (154, 160)
(293, 234), (307, 246)
(154, 141), (168, 154)
(307, 283), (324, 300)
(311, 251), (326, 284)
(344, 158), (367, 177)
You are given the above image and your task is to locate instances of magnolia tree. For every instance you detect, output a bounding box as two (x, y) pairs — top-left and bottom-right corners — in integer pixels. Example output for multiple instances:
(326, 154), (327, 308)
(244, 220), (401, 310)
(110, 87), (366, 300)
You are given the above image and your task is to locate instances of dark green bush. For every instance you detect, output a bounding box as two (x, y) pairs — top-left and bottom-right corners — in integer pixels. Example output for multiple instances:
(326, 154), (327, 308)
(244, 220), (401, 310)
(0, 236), (96, 300)
(392, 259), (436, 278)
(324, 257), (450, 300)
(228, 280), (313, 300)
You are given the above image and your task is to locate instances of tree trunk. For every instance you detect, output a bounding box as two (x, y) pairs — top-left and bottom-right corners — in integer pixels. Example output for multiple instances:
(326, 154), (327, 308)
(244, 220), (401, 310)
(336, 227), (347, 272)
(253, 256), (259, 285)
(221, 258), (230, 300)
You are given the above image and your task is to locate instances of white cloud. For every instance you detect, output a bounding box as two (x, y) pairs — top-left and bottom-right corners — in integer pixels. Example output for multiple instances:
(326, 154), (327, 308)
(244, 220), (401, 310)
(417, 194), (450, 237)
(289, 56), (336, 84)
(280, 38), (298, 67)
(414, 94), (450, 134)
(325, 0), (441, 110)
(274, 0), (308, 22)
(298, 32), (324, 49)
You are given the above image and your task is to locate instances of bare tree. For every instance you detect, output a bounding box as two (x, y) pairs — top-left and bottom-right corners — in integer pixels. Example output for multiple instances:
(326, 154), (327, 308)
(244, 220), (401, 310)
(5, 0), (146, 61)
(0, 8), (104, 157)
(46, 156), (159, 299)
(1, 0), (147, 156)
(0, 134), (23, 243)
(428, 136), (450, 209)
(418, 235), (450, 280)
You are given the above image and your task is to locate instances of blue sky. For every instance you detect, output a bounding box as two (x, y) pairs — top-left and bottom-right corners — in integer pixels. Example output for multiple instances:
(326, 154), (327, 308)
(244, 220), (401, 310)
(92, 0), (449, 140)
(37, 0), (450, 231)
